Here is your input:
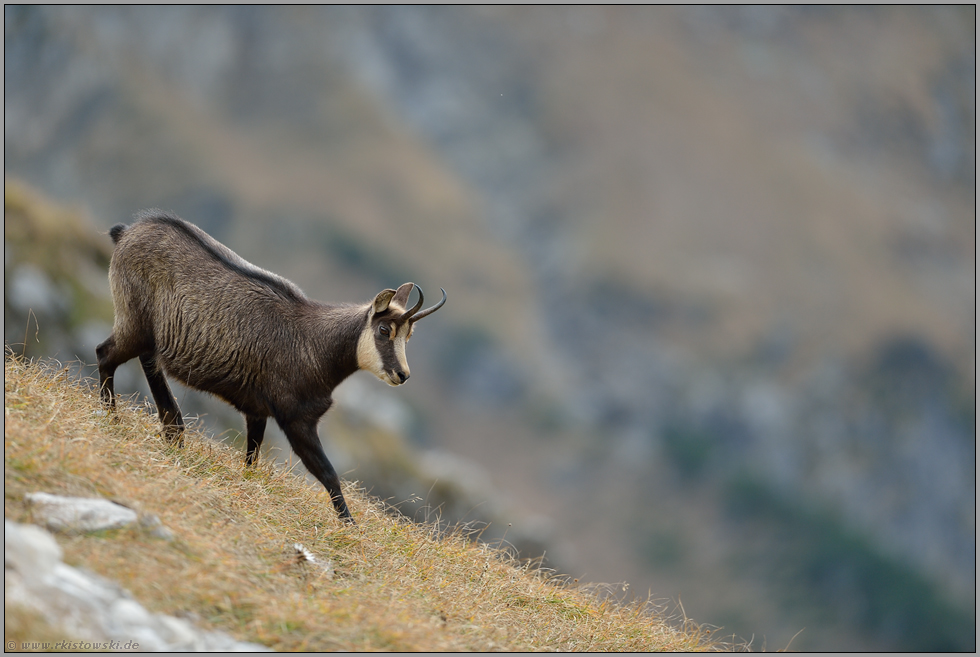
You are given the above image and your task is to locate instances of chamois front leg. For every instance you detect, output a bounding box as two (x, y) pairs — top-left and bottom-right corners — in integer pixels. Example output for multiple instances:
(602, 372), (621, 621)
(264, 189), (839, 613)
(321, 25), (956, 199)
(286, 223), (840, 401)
(278, 416), (354, 523)
(245, 415), (267, 467)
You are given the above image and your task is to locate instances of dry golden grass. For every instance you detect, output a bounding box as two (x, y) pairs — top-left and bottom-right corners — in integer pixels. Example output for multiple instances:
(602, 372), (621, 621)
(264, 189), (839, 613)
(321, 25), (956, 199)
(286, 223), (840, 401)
(4, 354), (724, 651)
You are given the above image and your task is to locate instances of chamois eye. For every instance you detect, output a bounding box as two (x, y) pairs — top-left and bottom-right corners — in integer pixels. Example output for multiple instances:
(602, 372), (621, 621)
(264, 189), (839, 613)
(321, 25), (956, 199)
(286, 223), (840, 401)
(379, 324), (390, 337)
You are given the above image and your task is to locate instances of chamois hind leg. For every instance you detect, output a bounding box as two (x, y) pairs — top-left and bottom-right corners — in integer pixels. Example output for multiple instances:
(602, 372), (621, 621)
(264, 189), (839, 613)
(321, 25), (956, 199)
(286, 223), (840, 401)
(139, 352), (185, 446)
(278, 417), (354, 523)
(96, 333), (140, 412)
(245, 415), (267, 467)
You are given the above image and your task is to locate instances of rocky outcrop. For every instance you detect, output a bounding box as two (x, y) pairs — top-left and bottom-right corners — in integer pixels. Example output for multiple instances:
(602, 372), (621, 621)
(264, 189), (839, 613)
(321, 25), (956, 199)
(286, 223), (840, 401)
(4, 519), (270, 652)
(25, 492), (175, 540)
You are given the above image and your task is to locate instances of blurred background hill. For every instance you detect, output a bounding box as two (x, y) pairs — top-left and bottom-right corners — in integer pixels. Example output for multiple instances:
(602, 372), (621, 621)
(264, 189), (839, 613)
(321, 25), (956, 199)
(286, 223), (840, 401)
(4, 6), (975, 650)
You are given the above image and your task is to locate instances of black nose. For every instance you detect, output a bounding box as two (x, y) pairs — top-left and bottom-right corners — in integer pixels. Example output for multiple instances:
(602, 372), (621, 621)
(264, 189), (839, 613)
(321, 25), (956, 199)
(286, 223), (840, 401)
(397, 371), (409, 383)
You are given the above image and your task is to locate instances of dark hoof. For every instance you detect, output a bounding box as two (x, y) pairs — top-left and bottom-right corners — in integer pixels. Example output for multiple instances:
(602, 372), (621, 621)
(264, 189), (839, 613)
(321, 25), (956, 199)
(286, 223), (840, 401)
(162, 426), (185, 447)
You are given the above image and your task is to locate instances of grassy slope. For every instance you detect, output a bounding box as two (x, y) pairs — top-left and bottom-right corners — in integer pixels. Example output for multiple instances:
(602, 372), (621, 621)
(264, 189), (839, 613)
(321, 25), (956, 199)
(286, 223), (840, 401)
(3, 355), (719, 652)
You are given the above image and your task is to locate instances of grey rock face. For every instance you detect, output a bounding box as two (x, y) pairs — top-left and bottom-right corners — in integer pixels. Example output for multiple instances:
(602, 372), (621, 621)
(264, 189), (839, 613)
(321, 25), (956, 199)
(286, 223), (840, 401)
(4, 519), (272, 652)
(26, 492), (139, 533)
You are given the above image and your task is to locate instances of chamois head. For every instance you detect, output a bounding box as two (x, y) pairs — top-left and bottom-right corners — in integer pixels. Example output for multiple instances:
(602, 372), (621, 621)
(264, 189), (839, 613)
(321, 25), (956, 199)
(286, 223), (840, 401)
(357, 282), (446, 386)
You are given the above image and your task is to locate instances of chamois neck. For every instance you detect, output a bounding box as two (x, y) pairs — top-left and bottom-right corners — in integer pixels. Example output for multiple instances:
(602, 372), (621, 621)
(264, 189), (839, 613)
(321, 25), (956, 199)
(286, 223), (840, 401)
(308, 302), (368, 391)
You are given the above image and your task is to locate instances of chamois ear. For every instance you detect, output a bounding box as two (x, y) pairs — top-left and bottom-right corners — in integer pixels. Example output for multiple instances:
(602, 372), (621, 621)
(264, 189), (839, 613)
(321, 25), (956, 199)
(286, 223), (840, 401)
(372, 289), (397, 313)
(391, 282), (415, 309)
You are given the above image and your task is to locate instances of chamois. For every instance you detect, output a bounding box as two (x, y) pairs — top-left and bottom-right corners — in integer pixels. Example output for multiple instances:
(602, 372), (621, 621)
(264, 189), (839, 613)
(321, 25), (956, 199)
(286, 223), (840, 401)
(96, 210), (446, 522)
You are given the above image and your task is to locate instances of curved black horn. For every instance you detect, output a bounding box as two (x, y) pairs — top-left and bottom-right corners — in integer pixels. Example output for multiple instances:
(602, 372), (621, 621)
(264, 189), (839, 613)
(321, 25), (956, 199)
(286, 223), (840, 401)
(409, 287), (446, 323)
(398, 284), (424, 321)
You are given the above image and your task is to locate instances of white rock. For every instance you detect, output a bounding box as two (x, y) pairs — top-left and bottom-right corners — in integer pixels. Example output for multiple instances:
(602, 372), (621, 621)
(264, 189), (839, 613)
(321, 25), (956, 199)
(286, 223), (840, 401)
(4, 519), (271, 652)
(4, 517), (63, 576)
(26, 492), (139, 533)
(155, 614), (199, 648)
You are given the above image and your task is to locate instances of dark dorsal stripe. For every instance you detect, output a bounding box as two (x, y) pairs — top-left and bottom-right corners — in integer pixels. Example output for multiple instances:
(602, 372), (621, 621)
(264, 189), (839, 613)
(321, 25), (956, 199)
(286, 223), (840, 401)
(134, 211), (304, 303)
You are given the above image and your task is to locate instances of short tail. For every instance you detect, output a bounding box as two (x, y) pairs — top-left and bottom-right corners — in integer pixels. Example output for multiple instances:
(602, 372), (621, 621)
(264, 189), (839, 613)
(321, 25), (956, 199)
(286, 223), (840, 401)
(109, 223), (127, 244)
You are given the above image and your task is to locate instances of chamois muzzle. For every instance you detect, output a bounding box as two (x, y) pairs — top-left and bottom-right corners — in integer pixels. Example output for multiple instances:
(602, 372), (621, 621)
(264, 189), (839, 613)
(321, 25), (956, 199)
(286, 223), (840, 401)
(402, 285), (447, 324)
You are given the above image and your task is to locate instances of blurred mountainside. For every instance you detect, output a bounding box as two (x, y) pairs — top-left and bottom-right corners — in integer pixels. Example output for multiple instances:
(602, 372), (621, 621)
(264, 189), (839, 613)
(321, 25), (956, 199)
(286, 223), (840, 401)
(4, 6), (975, 651)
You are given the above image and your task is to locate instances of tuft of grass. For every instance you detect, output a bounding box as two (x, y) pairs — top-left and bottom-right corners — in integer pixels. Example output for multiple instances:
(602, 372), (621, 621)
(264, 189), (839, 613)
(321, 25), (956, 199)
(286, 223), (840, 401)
(4, 354), (722, 651)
